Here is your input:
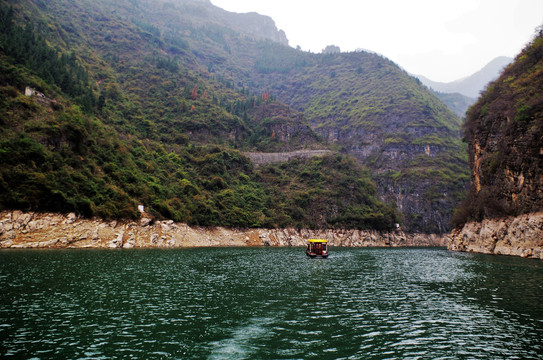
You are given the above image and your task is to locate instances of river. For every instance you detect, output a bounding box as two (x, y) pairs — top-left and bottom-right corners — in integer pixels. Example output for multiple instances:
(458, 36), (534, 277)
(1, 247), (542, 359)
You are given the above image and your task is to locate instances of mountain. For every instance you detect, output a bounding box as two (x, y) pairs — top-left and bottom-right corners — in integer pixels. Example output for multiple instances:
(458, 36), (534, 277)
(416, 56), (513, 98)
(0, 0), (396, 230)
(452, 30), (543, 226)
(0, 0), (468, 233)
(236, 48), (468, 232)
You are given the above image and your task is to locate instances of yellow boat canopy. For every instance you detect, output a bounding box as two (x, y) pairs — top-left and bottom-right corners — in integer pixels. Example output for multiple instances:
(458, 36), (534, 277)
(307, 239), (328, 243)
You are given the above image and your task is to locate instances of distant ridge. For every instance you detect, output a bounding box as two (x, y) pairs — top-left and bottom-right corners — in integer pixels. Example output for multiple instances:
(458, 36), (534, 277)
(415, 56), (513, 98)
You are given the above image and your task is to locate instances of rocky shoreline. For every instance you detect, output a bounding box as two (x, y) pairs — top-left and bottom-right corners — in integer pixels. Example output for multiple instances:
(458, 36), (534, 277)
(0, 211), (447, 249)
(449, 212), (543, 259)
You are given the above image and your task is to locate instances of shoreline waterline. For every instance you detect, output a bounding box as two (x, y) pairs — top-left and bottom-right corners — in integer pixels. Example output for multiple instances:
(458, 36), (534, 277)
(0, 210), (447, 249)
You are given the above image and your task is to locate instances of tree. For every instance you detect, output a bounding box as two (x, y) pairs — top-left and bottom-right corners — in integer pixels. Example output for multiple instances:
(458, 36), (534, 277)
(322, 45), (341, 54)
(190, 85), (198, 100)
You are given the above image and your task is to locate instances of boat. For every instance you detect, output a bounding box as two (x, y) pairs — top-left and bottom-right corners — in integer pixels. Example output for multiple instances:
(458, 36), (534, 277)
(306, 239), (329, 258)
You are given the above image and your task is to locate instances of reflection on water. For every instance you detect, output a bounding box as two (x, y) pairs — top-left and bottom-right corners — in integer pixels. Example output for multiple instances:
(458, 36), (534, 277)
(1, 247), (542, 359)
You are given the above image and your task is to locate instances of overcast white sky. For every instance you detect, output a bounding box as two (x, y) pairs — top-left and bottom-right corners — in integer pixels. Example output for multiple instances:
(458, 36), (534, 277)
(211, 0), (543, 82)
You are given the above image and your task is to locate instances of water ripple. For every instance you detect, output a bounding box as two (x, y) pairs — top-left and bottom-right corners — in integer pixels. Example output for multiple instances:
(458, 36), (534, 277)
(1, 247), (542, 359)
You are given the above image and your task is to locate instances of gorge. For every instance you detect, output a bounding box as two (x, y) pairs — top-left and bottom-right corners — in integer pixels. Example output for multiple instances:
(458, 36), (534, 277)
(0, 0), (541, 257)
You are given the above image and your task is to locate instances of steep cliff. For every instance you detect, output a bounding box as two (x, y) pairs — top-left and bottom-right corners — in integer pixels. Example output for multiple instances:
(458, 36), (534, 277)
(450, 30), (543, 258)
(243, 102), (324, 152)
(146, 0), (289, 46)
(455, 30), (543, 224)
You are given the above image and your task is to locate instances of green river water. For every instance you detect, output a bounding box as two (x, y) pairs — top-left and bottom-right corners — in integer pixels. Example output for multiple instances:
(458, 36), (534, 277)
(1, 247), (542, 359)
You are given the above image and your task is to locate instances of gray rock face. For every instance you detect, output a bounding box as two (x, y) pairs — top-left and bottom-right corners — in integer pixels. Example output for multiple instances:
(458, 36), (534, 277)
(315, 121), (466, 234)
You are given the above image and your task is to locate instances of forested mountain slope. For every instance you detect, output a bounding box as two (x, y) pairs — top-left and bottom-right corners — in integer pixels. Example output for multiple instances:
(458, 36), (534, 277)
(0, 0), (399, 230)
(0, 0), (468, 232)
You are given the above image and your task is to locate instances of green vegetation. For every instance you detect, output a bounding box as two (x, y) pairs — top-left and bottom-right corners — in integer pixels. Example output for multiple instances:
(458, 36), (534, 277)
(0, 5), (96, 111)
(432, 91), (475, 117)
(0, 61), (393, 228)
(258, 155), (399, 230)
(232, 39), (468, 232)
(0, 1), (400, 230)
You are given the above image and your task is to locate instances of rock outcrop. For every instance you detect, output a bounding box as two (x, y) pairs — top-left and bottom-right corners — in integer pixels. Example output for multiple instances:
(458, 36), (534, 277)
(0, 211), (447, 249)
(449, 212), (543, 259)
